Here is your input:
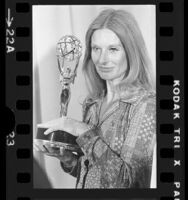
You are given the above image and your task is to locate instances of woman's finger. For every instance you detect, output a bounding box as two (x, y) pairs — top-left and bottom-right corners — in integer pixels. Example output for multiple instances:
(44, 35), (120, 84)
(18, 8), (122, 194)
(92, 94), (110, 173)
(37, 118), (64, 128)
(35, 143), (47, 152)
(33, 143), (40, 151)
(37, 123), (53, 128)
(44, 127), (57, 135)
(60, 147), (65, 155)
(35, 143), (44, 152)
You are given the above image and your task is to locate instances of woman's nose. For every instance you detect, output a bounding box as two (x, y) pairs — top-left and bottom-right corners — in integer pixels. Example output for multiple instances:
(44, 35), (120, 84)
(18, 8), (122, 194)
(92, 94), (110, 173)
(98, 50), (108, 64)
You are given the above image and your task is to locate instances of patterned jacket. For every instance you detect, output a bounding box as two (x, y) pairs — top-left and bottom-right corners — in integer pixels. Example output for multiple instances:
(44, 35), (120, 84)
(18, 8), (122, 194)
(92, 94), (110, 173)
(61, 87), (156, 188)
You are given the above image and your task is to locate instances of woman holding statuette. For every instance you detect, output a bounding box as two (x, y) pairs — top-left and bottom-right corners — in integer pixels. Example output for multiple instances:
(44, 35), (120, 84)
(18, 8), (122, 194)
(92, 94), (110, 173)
(34, 9), (156, 189)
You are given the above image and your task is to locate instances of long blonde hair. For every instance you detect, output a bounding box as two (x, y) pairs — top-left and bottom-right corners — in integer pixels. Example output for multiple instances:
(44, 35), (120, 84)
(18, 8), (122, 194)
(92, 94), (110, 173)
(82, 9), (155, 98)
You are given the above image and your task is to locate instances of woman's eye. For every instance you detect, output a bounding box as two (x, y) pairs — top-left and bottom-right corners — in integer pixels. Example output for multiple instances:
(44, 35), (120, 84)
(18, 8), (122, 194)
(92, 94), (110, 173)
(109, 48), (118, 52)
(92, 47), (99, 52)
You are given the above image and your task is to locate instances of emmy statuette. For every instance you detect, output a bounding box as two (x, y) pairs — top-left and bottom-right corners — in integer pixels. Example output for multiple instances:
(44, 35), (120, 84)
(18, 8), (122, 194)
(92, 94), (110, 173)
(34, 35), (83, 156)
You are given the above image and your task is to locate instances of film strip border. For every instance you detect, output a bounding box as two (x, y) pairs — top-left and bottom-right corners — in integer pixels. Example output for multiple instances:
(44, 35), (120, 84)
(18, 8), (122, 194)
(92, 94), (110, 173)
(4, 1), (184, 200)
(157, 1), (184, 200)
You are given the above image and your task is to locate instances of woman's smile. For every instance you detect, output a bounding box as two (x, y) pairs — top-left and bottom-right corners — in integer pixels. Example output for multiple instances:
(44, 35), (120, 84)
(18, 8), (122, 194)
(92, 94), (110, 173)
(98, 66), (114, 72)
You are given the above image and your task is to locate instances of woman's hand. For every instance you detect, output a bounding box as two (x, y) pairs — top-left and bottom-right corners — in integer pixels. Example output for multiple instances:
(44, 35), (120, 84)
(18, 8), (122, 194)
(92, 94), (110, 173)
(37, 116), (91, 137)
(57, 148), (78, 167)
(34, 141), (77, 167)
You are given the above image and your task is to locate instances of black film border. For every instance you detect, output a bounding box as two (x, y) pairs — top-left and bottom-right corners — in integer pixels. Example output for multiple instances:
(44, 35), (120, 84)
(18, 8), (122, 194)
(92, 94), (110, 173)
(4, 0), (184, 200)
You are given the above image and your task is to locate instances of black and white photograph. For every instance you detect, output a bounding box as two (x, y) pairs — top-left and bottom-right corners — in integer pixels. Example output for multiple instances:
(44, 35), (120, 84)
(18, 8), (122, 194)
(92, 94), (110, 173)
(33, 5), (156, 189)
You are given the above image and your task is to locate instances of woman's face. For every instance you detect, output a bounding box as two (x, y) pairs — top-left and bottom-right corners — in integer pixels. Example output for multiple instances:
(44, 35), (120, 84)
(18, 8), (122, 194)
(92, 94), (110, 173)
(91, 28), (127, 83)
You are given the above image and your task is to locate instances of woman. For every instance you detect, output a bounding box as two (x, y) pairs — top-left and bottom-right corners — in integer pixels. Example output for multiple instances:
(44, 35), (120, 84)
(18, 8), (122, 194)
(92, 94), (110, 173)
(39, 9), (156, 188)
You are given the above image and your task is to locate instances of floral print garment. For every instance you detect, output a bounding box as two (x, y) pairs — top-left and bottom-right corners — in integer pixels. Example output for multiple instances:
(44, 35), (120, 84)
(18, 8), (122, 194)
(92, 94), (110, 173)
(62, 87), (156, 188)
